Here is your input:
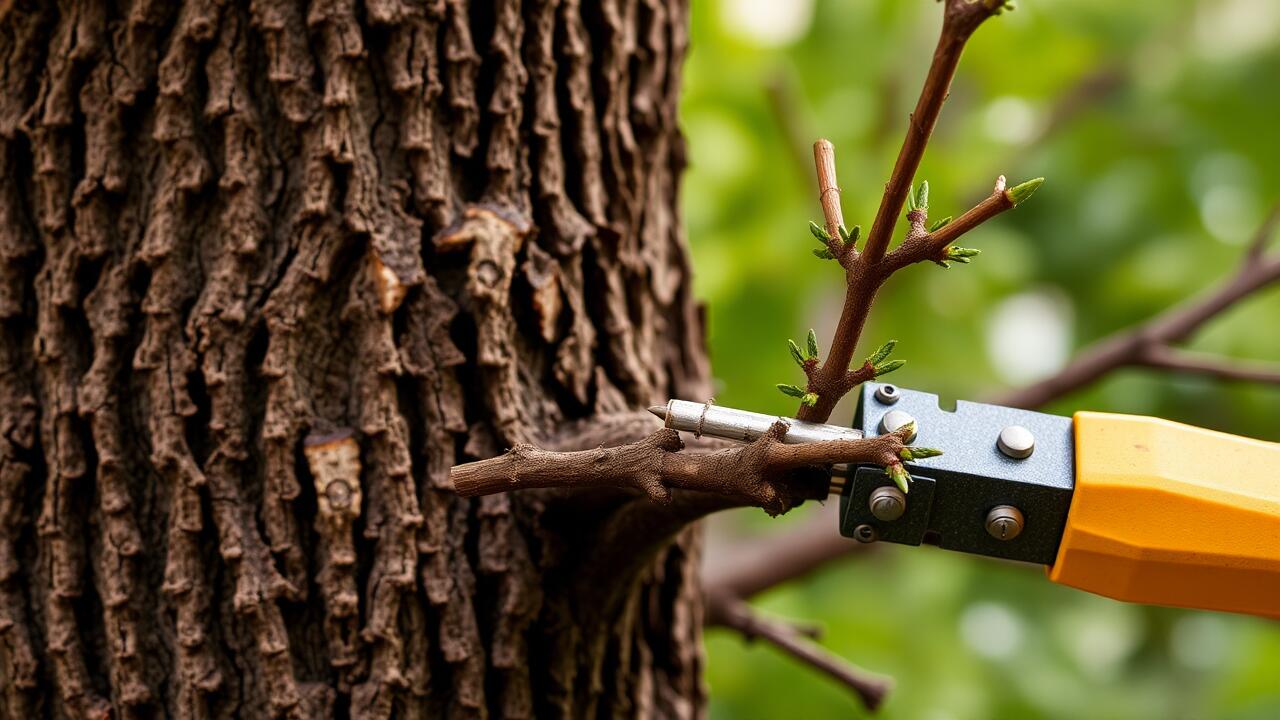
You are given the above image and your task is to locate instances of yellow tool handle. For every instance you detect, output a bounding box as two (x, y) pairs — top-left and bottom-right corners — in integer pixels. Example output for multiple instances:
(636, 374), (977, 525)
(1049, 412), (1280, 618)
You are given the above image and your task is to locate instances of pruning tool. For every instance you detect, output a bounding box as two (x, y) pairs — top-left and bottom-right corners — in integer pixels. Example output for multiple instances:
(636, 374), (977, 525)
(650, 384), (1280, 619)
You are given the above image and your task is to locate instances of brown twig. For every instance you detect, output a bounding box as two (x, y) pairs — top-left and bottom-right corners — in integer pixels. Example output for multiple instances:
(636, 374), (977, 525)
(706, 593), (892, 712)
(882, 175), (1031, 273)
(813, 140), (847, 248)
(1137, 345), (1280, 385)
(703, 502), (878, 602)
(796, 2), (1014, 424)
(1245, 202), (1280, 265)
(995, 247), (1280, 409)
(452, 422), (917, 516)
(860, 0), (1002, 265)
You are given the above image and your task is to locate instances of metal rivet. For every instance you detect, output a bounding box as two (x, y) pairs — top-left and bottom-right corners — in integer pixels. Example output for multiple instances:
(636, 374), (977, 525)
(997, 425), (1035, 459)
(869, 485), (906, 522)
(985, 505), (1024, 541)
(874, 384), (900, 405)
(853, 524), (878, 543)
(879, 409), (917, 442)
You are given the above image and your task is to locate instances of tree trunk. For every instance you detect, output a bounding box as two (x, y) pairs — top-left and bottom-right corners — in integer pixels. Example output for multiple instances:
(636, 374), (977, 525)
(0, 0), (711, 717)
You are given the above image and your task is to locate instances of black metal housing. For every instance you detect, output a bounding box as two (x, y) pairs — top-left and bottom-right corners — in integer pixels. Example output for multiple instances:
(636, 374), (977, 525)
(838, 383), (1075, 565)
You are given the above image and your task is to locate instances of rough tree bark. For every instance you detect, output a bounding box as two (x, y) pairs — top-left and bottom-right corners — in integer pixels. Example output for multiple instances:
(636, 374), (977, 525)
(0, 0), (712, 717)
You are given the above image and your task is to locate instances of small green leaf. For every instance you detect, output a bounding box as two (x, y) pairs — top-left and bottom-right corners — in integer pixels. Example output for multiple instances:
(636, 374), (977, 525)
(839, 224), (861, 247)
(812, 247), (835, 260)
(865, 339), (897, 367)
(809, 221), (831, 243)
(905, 186), (917, 213)
(874, 359), (906, 377)
(1007, 177), (1044, 206)
(915, 181), (929, 211)
(788, 340), (805, 367)
(806, 329), (819, 360)
(886, 463), (911, 494)
(945, 246), (980, 264)
(929, 216), (952, 232)
(900, 447), (943, 461)
(776, 383), (806, 399)
(933, 259), (951, 269)
(801, 392), (819, 407)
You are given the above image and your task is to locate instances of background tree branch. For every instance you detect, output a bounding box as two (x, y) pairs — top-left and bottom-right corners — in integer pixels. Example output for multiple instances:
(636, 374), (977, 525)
(706, 592), (892, 712)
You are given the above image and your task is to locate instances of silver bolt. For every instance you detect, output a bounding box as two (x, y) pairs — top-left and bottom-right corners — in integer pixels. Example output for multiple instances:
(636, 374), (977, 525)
(997, 425), (1035, 459)
(874, 384), (900, 405)
(879, 409), (917, 442)
(853, 524), (878, 543)
(868, 485), (906, 521)
(985, 505), (1025, 541)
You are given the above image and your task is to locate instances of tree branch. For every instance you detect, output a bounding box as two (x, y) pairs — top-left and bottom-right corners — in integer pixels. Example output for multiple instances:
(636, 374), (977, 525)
(1245, 202), (1280, 265)
(860, 0), (1004, 265)
(706, 592), (892, 712)
(703, 502), (878, 601)
(1137, 345), (1280, 385)
(883, 176), (1021, 273)
(452, 422), (918, 516)
(813, 139), (848, 257)
(995, 250), (1280, 409)
(796, 2), (1020, 425)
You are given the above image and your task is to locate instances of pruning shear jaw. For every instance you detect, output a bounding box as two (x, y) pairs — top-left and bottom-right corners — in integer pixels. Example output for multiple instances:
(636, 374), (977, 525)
(840, 383), (1075, 566)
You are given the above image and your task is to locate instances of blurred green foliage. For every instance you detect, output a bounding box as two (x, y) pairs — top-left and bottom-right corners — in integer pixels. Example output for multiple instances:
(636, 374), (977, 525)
(680, 0), (1280, 717)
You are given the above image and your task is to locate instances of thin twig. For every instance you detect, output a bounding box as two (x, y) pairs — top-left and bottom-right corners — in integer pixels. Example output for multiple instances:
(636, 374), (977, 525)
(796, 2), (1008, 424)
(1245, 202), (1280, 265)
(883, 176), (1021, 273)
(996, 251), (1280, 409)
(707, 593), (893, 712)
(813, 139), (846, 246)
(702, 502), (877, 601)
(860, 0), (1001, 265)
(1138, 345), (1280, 385)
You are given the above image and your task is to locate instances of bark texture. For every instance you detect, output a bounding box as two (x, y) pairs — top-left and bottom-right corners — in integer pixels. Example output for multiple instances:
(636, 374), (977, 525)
(0, 0), (710, 717)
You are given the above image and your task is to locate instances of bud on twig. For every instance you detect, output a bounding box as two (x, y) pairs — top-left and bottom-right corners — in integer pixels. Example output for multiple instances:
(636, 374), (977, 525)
(865, 339), (897, 367)
(807, 329), (820, 360)
(886, 462), (911, 494)
(905, 181), (929, 214)
(985, 0), (1017, 15)
(809, 221), (831, 243)
(934, 245), (981, 268)
(788, 340), (805, 367)
(1006, 177), (1044, 206)
(839, 224), (861, 248)
(874, 359), (905, 377)
(863, 339), (904, 377)
(777, 383), (805, 398)
(899, 447), (943, 461)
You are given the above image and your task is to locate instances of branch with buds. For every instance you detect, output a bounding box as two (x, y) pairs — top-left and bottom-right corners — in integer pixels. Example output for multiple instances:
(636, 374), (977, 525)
(793, 2), (1036, 423)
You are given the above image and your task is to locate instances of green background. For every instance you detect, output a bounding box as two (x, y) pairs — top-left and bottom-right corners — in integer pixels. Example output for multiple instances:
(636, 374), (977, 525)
(679, 0), (1280, 718)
